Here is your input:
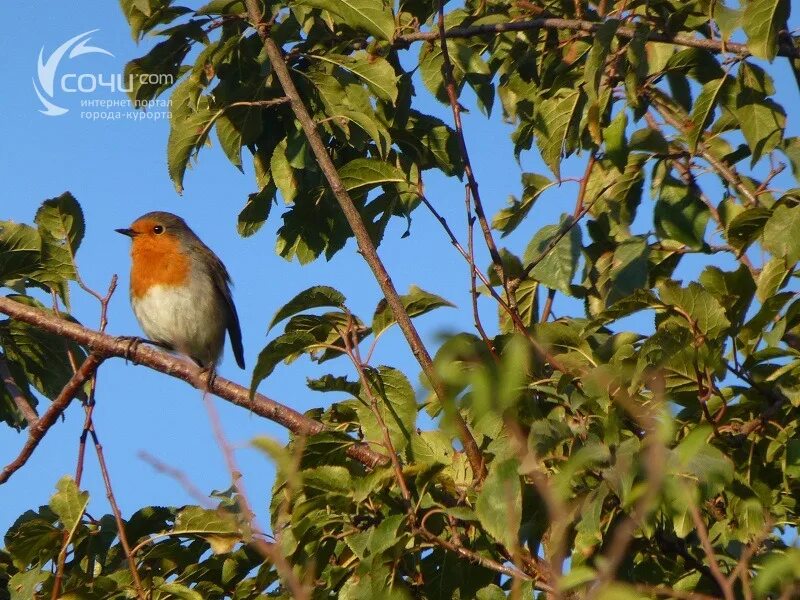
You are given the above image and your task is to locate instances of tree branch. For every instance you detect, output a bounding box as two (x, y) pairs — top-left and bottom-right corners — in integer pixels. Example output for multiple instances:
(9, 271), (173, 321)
(0, 353), (103, 484)
(243, 0), (486, 481)
(396, 17), (800, 59)
(0, 296), (387, 474)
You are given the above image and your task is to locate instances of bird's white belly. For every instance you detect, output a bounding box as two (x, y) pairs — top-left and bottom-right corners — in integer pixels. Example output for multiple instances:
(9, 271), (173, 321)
(131, 281), (225, 366)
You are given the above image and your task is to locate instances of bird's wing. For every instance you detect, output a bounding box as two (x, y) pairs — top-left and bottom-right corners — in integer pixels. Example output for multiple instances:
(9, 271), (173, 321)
(206, 250), (246, 369)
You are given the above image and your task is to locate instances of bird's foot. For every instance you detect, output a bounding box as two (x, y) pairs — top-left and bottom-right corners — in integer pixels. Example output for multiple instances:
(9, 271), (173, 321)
(199, 366), (217, 392)
(117, 336), (170, 363)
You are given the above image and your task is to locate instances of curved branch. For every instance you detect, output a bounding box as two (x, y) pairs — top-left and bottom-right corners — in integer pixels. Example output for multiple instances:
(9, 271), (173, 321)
(396, 17), (800, 60)
(0, 296), (388, 476)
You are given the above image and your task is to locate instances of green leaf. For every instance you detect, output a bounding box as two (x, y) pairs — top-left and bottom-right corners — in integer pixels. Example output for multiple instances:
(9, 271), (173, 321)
(524, 216), (582, 296)
(356, 366), (417, 452)
(8, 570), (49, 600)
(32, 193), (85, 304)
(713, 2), (742, 41)
(670, 425), (734, 495)
(251, 331), (320, 393)
(167, 101), (220, 194)
(688, 77), (731, 151)
(271, 138), (299, 204)
(308, 53), (398, 104)
(157, 583), (204, 600)
(0, 222), (41, 285)
(269, 286), (346, 331)
(303, 465), (353, 495)
(762, 204), (800, 264)
(0, 297), (88, 401)
(33, 193), (84, 254)
(756, 257), (788, 302)
(49, 476), (88, 542)
(726, 207), (770, 250)
(237, 184), (275, 238)
(654, 176), (710, 249)
(493, 173), (555, 236)
(742, 0), (790, 61)
(372, 285), (454, 337)
(753, 548), (800, 596)
(534, 89), (583, 178)
(408, 430), (453, 466)
(658, 280), (731, 339)
(173, 506), (242, 554)
(476, 458), (521, 549)
(604, 108), (628, 171)
(339, 158), (408, 193)
(294, 0), (395, 41)
(736, 97), (786, 165)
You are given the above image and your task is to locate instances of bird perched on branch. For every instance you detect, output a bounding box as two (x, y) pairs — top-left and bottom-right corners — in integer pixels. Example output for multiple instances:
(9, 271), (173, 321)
(116, 212), (245, 374)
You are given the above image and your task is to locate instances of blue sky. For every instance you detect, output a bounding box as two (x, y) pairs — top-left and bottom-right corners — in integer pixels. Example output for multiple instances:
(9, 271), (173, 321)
(1, 1), (798, 544)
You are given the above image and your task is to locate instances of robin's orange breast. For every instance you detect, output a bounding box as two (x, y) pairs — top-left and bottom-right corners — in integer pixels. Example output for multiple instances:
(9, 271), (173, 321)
(129, 234), (191, 299)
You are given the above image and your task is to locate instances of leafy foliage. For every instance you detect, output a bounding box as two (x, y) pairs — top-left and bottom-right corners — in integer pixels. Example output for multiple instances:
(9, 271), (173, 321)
(2, 0), (800, 598)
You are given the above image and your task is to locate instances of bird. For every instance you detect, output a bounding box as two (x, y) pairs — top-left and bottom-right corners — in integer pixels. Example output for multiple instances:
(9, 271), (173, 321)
(116, 211), (245, 374)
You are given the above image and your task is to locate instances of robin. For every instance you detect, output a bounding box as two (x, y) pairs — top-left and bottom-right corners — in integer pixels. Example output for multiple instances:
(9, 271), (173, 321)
(116, 211), (245, 372)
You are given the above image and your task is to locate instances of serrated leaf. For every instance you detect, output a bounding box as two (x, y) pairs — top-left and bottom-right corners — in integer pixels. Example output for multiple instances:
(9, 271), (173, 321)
(269, 286), (346, 331)
(339, 158), (408, 193)
(756, 257), (788, 302)
(372, 285), (454, 337)
(167, 102), (221, 194)
(0, 222), (41, 284)
(726, 207), (770, 250)
(736, 97), (786, 165)
(294, 0), (395, 41)
(251, 331), (320, 394)
(493, 173), (554, 236)
(356, 366), (417, 452)
(689, 76), (731, 151)
(237, 184), (274, 238)
(659, 280), (731, 339)
(308, 52), (398, 104)
(49, 476), (88, 542)
(173, 506), (241, 554)
(524, 216), (582, 296)
(476, 458), (521, 549)
(534, 90), (583, 178)
(762, 204), (800, 264)
(743, 0), (790, 61)
(271, 139), (298, 204)
(654, 176), (709, 249)
(8, 570), (49, 600)
(157, 583), (203, 600)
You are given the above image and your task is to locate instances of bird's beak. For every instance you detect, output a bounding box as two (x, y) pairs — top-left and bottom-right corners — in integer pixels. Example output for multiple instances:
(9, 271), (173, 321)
(115, 228), (136, 237)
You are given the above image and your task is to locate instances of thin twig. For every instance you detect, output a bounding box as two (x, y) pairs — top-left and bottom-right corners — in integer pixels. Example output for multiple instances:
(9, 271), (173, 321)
(243, 0), (487, 481)
(463, 186), (497, 357)
(0, 353), (103, 485)
(645, 89), (758, 206)
(89, 425), (146, 599)
(540, 288), (556, 324)
(341, 315), (413, 506)
(203, 393), (311, 600)
(415, 525), (538, 585)
(689, 502), (735, 600)
(436, 0), (514, 320)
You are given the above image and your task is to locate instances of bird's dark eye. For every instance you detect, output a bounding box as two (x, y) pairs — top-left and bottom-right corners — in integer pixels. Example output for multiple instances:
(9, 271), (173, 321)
(153, 225), (164, 235)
